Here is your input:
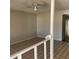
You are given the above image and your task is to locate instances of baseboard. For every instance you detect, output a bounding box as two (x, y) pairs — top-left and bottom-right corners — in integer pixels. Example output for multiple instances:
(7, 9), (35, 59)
(10, 36), (36, 45)
(54, 38), (62, 41)
(37, 34), (46, 38)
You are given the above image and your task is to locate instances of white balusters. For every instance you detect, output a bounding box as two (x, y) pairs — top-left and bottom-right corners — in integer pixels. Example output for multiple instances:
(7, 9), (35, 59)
(44, 41), (47, 59)
(34, 46), (37, 59)
(10, 36), (50, 59)
(17, 54), (22, 59)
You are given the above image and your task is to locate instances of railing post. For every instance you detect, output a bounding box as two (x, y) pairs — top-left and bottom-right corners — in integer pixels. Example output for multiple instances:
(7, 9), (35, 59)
(50, 36), (53, 59)
(34, 46), (37, 59)
(44, 41), (47, 59)
(50, 0), (55, 58)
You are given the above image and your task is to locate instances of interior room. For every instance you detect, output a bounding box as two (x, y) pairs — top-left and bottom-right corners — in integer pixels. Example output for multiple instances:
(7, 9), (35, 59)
(54, 0), (69, 59)
(10, 0), (69, 59)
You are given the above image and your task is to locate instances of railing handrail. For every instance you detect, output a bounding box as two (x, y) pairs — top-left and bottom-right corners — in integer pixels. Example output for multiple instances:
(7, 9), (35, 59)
(11, 37), (50, 59)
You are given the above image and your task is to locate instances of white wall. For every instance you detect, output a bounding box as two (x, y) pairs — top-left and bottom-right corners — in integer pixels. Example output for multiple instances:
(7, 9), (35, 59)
(10, 10), (37, 45)
(37, 12), (50, 38)
(65, 19), (69, 36)
(54, 10), (69, 41)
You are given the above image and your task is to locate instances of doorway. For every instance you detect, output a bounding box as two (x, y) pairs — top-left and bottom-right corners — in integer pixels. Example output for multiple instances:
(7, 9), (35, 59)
(62, 14), (69, 42)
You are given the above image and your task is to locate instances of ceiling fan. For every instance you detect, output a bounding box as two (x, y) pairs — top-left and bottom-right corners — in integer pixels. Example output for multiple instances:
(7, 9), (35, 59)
(26, 0), (48, 11)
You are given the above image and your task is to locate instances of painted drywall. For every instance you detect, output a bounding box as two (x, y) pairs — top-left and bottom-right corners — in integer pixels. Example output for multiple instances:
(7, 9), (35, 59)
(10, 10), (37, 45)
(37, 12), (50, 38)
(65, 19), (69, 36)
(54, 10), (69, 41)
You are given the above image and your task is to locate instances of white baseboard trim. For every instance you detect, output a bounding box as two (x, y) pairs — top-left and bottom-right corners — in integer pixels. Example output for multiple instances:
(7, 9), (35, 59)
(37, 34), (46, 38)
(10, 36), (36, 45)
(54, 38), (62, 41)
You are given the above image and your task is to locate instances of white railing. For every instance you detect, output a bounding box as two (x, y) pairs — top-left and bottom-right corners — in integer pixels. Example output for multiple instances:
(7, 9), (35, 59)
(10, 35), (52, 59)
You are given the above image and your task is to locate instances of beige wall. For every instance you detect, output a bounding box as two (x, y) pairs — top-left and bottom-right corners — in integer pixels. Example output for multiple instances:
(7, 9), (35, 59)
(65, 19), (69, 36)
(36, 10), (69, 41)
(37, 12), (50, 38)
(10, 10), (37, 45)
(54, 10), (69, 41)
(11, 9), (69, 44)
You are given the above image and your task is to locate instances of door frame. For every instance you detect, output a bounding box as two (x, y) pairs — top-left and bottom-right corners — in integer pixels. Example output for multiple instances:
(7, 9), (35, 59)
(62, 14), (69, 42)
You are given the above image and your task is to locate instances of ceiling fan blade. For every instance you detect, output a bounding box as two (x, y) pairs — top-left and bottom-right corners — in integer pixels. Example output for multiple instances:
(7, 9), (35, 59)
(26, 6), (33, 8)
(38, 1), (48, 6)
(26, 1), (48, 10)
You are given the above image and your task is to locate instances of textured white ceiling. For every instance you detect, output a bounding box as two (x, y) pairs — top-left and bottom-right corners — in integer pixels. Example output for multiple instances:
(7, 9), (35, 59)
(55, 0), (69, 10)
(10, 0), (69, 13)
(10, 0), (50, 13)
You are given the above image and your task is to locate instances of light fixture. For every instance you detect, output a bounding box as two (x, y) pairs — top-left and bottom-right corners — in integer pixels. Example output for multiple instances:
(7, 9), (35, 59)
(27, 0), (47, 12)
(34, 6), (38, 11)
(33, 2), (38, 11)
